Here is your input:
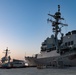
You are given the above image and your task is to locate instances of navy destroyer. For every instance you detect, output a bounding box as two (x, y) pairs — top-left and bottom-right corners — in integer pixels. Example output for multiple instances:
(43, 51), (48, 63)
(25, 5), (76, 67)
(1, 47), (11, 68)
(1, 48), (25, 68)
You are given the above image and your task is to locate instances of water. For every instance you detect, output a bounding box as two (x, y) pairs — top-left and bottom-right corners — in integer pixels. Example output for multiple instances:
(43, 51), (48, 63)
(0, 67), (76, 75)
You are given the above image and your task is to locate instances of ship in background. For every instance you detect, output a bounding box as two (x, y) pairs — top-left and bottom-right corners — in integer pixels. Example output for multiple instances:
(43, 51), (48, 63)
(0, 48), (25, 68)
(1, 47), (11, 67)
(25, 5), (76, 67)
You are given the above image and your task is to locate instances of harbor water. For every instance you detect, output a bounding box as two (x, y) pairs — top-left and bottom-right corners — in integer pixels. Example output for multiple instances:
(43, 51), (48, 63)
(0, 67), (76, 75)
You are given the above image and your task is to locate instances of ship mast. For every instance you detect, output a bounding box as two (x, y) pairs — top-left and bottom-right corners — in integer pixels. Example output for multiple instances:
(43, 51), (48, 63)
(47, 5), (68, 53)
(3, 47), (10, 57)
(1, 47), (11, 63)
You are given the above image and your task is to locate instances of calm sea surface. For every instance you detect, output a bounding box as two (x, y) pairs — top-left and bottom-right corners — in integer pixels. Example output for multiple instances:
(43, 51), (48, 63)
(0, 67), (76, 75)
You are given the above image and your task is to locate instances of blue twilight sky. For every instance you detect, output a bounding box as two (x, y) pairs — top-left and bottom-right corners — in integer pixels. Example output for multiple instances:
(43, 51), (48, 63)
(0, 0), (76, 60)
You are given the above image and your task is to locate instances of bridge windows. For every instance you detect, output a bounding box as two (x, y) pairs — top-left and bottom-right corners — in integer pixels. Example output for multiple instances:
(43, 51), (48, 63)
(65, 41), (74, 46)
(71, 41), (73, 45)
(68, 42), (70, 46)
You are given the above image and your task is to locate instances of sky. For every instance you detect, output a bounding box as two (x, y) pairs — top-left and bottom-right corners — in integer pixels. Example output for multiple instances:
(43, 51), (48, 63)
(0, 0), (76, 60)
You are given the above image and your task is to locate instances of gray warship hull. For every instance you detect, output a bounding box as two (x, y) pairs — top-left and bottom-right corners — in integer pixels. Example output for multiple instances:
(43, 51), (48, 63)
(25, 52), (76, 67)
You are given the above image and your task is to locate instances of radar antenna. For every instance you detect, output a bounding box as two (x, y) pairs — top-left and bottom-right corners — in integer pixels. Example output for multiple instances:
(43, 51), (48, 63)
(3, 47), (10, 57)
(47, 5), (68, 53)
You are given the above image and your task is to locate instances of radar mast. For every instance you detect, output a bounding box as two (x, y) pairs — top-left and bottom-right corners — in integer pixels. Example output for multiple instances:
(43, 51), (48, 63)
(47, 5), (68, 53)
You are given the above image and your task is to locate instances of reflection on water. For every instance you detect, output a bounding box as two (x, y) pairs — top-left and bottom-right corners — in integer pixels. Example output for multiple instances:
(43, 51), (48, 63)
(0, 67), (76, 75)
